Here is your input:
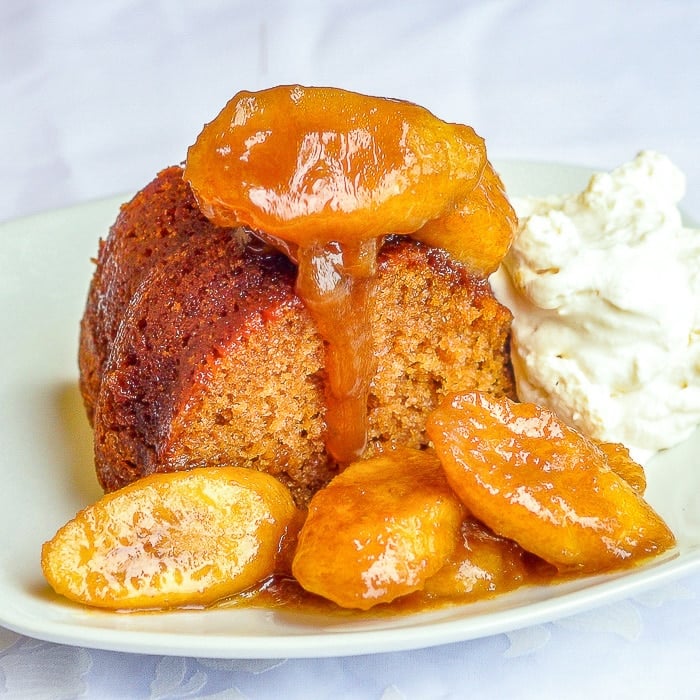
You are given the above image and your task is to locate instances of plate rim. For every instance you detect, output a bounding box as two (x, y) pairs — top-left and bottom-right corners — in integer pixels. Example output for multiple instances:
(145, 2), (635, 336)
(0, 546), (698, 659)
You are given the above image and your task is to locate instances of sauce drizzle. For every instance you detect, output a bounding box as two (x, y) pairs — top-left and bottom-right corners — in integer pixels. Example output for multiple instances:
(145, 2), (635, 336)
(295, 239), (379, 462)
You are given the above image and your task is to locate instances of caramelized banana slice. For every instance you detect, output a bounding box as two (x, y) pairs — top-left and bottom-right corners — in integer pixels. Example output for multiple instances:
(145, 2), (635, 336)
(42, 467), (299, 609)
(423, 517), (542, 600)
(185, 85), (487, 248)
(597, 441), (647, 493)
(292, 448), (464, 609)
(411, 162), (517, 275)
(426, 392), (676, 574)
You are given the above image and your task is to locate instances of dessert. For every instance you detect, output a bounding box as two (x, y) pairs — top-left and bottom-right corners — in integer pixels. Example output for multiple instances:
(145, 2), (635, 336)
(493, 151), (700, 463)
(41, 87), (678, 615)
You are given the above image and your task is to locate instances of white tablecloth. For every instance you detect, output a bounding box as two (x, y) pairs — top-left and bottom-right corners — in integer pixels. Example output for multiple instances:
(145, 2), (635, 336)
(1, 1), (699, 698)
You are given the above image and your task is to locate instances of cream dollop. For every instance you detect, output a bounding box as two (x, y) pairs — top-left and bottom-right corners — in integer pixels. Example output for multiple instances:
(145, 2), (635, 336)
(491, 151), (700, 463)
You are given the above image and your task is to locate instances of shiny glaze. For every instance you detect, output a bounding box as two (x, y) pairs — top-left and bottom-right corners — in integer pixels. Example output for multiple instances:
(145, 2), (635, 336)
(184, 85), (487, 246)
(295, 239), (379, 461)
(427, 393), (676, 573)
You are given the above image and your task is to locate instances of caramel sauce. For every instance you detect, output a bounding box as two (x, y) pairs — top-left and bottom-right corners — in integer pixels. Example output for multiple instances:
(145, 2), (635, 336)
(214, 540), (664, 620)
(214, 558), (569, 619)
(222, 573), (490, 618)
(295, 239), (379, 461)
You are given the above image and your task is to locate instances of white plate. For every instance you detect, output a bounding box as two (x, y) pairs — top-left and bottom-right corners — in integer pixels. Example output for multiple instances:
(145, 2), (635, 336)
(1, 161), (698, 659)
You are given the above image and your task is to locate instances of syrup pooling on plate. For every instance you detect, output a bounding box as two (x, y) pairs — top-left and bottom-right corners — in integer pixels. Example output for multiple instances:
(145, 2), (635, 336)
(184, 85), (507, 463)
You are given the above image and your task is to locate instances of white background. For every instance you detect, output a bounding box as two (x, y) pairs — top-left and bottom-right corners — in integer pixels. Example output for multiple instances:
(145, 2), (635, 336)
(1, 1), (699, 698)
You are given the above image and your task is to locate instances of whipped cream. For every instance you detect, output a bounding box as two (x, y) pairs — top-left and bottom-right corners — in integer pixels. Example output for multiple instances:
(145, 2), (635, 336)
(491, 151), (700, 463)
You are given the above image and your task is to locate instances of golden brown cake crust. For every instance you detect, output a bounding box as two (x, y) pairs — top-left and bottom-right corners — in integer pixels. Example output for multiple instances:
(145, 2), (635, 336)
(81, 167), (514, 505)
(79, 165), (237, 422)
